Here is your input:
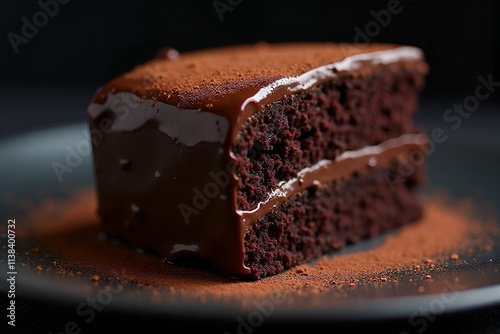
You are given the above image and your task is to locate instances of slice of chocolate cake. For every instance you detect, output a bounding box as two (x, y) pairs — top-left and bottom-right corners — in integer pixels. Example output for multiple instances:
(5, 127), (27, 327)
(88, 43), (429, 279)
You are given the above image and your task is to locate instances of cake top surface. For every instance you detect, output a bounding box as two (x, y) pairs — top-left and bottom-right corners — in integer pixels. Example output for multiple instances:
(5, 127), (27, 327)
(127, 43), (396, 92)
(95, 42), (428, 111)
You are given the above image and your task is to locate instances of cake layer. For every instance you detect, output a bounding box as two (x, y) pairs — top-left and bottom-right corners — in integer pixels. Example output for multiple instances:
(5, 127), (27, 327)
(92, 43), (428, 142)
(244, 162), (425, 279)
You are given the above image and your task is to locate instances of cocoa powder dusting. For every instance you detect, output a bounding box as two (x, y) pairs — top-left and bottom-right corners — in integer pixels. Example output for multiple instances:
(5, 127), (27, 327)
(96, 43), (429, 110)
(19, 188), (496, 302)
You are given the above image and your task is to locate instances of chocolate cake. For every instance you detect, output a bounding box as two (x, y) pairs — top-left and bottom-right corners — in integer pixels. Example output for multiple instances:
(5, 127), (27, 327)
(87, 42), (429, 279)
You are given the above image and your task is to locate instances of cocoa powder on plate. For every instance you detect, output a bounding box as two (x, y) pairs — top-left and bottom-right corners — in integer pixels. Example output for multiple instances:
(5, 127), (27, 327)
(18, 188), (496, 300)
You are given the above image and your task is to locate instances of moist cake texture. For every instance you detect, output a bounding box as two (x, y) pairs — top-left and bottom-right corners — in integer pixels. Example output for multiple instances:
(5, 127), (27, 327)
(88, 42), (429, 279)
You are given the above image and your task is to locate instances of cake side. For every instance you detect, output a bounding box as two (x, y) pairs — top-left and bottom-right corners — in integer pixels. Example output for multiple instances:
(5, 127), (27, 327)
(88, 93), (251, 276)
(232, 65), (427, 279)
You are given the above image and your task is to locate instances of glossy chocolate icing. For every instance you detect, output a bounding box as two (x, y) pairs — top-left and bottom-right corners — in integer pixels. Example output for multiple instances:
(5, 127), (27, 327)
(88, 43), (428, 276)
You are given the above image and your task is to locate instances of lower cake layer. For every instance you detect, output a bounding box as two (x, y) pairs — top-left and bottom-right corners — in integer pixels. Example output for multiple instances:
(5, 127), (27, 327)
(243, 162), (424, 280)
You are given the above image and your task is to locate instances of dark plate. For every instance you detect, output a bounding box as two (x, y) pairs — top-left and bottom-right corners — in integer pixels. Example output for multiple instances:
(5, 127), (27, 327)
(1, 118), (499, 326)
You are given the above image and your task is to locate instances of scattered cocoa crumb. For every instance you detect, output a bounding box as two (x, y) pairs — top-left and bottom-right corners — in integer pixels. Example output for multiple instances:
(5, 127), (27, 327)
(36, 265), (42, 271)
(425, 274), (431, 279)
(450, 254), (459, 261)
(91, 275), (101, 282)
(18, 189), (494, 301)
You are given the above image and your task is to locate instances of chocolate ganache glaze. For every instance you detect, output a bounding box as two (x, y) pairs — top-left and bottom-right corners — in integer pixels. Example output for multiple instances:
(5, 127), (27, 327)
(88, 43), (428, 276)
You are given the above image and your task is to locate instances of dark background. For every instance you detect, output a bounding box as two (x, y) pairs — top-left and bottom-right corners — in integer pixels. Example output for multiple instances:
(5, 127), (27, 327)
(0, 0), (499, 138)
(1, 1), (500, 333)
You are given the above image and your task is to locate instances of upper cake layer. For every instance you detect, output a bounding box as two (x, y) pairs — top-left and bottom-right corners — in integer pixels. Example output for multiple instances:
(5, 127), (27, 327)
(92, 43), (428, 139)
